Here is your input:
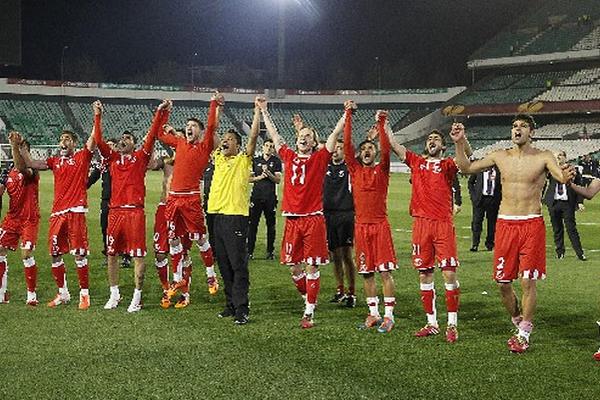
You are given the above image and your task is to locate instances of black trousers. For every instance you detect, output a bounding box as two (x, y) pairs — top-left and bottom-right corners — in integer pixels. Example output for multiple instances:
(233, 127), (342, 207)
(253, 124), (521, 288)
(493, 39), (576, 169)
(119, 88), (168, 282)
(548, 201), (584, 257)
(100, 199), (109, 256)
(247, 197), (277, 255)
(213, 214), (250, 316)
(471, 196), (499, 249)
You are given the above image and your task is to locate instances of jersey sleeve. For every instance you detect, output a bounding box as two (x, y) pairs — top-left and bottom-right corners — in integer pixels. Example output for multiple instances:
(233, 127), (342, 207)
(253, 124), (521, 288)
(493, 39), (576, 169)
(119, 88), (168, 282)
(93, 113), (113, 159)
(46, 157), (57, 170)
(378, 116), (390, 173)
(316, 146), (332, 171)
(200, 100), (218, 151)
(404, 150), (419, 170)
(157, 128), (179, 148)
(445, 158), (459, 181)
(278, 144), (294, 164)
(342, 110), (360, 172)
(142, 108), (170, 155)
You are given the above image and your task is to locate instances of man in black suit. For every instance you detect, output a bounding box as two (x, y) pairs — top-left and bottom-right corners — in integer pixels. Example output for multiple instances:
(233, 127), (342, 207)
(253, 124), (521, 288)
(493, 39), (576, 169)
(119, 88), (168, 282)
(468, 165), (501, 252)
(544, 150), (585, 260)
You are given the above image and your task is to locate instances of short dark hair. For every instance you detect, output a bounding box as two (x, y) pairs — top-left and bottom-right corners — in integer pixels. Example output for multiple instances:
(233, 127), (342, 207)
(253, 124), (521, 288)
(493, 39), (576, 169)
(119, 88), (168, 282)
(357, 138), (376, 151)
(187, 117), (205, 130)
(122, 130), (137, 144)
(336, 139), (344, 145)
(61, 130), (78, 143)
(512, 114), (536, 129)
(428, 129), (446, 146)
(264, 138), (273, 144)
(226, 128), (242, 146)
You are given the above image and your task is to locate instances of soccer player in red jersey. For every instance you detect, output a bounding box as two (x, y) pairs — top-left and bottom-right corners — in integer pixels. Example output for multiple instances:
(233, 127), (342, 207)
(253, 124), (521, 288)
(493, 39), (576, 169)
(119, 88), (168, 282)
(93, 99), (172, 312)
(341, 102), (398, 333)
(21, 105), (98, 310)
(389, 127), (471, 342)
(258, 96), (344, 328)
(150, 137), (194, 309)
(157, 93), (223, 304)
(0, 132), (40, 306)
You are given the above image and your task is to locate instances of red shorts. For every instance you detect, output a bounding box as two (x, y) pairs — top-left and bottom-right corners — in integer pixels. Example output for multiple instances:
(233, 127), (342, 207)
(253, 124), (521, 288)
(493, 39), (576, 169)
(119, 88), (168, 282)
(354, 220), (397, 274)
(281, 215), (329, 266)
(153, 203), (192, 254)
(0, 216), (40, 251)
(48, 212), (89, 256)
(411, 217), (459, 272)
(165, 195), (206, 241)
(493, 216), (546, 282)
(107, 208), (146, 257)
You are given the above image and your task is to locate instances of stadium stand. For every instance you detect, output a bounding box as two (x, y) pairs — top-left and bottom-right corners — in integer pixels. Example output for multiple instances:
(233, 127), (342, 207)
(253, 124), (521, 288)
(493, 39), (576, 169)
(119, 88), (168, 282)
(0, 98), (72, 145)
(0, 92), (414, 147)
(453, 70), (578, 106)
(68, 101), (154, 138)
(470, 0), (599, 60)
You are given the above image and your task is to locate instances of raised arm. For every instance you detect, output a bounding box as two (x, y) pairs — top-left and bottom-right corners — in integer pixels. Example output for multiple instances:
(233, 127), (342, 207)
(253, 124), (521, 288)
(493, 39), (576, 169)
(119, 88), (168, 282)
(213, 102), (223, 150)
(545, 151), (576, 184)
(257, 96), (283, 152)
(8, 132), (32, 177)
(342, 101), (359, 169)
(383, 123), (406, 161)
(292, 114), (304, 134)
(158, 124), (180, 148)
(202, 92), (223, 151)
(326, 113), (345, 153)
(376, 110), (390, 168)
(19, 142), (48, 170)
(85, 101), (100, 152)
(92, 100), (111, 158)
(246, 99), (261, 157)
(142, 99), (172, 155)
(450, 123), (495, 174)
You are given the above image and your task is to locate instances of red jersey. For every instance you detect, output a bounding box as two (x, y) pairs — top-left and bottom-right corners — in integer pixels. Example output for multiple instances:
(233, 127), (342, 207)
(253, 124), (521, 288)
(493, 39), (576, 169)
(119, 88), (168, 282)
(3, 169), (40, 221)
(405, 150), (458, 221)
(47, 147), (93, 215)
(279, 145), (331, 216)
(94, 109), (168, 208)
(157, 100), (217, 196)
(343, 110), (390, 224)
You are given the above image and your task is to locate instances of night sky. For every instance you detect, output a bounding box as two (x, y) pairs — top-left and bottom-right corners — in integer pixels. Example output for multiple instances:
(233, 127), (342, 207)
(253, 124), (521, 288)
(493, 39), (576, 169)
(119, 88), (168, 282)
(6, 0), (541, 89)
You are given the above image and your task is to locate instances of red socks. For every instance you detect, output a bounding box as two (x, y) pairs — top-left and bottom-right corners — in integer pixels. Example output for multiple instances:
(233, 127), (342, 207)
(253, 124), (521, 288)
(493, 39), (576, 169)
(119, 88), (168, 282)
(75, 258), (89, 290)
(292, 272), (307, 296)
(51, 260), (66, 288)
(306, 271), (320, 304)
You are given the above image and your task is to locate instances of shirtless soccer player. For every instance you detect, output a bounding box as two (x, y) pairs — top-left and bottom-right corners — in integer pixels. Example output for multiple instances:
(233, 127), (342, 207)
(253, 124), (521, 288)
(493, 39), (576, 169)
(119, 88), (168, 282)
(0, 132), (40, 306)
(259, 97), (344, 328)
(452, 115), (574, 353)
(157, 93), (223, 304)
(21, 105), (98, 310)
(94, 99), (172, 312)
(341, 102), (398, 334)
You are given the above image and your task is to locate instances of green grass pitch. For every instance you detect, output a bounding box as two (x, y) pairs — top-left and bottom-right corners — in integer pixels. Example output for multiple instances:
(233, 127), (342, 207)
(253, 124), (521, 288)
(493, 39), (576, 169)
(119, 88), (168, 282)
(0, 171), (599, 399)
